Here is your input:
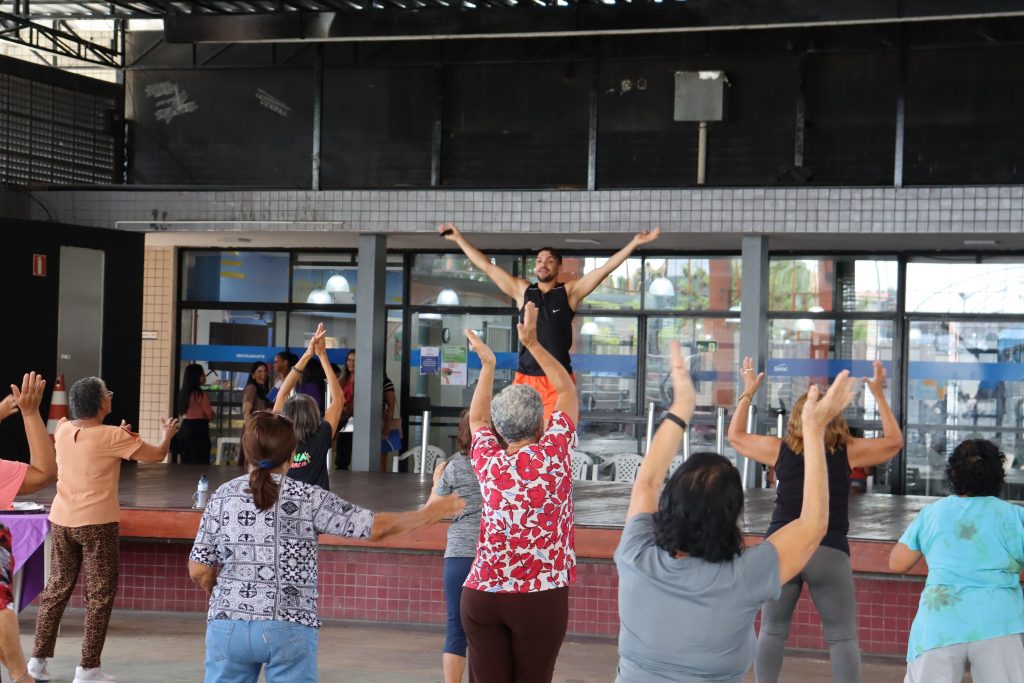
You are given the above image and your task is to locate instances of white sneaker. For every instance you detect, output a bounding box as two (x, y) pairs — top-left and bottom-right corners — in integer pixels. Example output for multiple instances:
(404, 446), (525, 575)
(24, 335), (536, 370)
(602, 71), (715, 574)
(73, 666), (116, 682)
(27, 658), (51, 681)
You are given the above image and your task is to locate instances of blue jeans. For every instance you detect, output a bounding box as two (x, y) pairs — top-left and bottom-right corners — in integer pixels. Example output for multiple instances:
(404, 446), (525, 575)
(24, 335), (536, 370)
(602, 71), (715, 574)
(443, 557), (474, 656)
(205, 619), (318, 683)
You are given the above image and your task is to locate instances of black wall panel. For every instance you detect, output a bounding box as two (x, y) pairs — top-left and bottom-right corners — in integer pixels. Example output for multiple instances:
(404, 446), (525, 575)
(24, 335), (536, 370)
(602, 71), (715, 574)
(803, 51), (898, 185)
(321, 66), (434, 188)
(0, 221), (143, 462)
(441, 62), (591, 188)
(905, 44), (1024, 185)
(127, 68), (313, 187)
(597, 55), (799, 188)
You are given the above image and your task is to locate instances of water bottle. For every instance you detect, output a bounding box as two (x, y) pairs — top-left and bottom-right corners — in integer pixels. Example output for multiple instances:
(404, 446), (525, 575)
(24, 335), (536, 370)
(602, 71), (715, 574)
(193, 474), (209, 509)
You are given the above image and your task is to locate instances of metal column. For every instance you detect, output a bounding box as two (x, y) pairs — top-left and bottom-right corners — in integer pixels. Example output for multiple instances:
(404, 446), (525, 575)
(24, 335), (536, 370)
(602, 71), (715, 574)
(738, 236), (769, 488)
(352, 234), (387, 471)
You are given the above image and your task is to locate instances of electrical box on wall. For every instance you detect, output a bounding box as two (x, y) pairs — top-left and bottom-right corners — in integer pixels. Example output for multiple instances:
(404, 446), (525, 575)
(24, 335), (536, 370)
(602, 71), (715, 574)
(673, 71), (728, 122)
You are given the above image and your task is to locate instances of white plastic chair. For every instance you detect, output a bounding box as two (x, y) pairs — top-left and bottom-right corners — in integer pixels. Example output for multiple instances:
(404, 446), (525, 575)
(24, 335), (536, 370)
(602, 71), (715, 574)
(391, 445), (446, 474)
(571, 451), (595, 481)
(602, 453), (644, 483)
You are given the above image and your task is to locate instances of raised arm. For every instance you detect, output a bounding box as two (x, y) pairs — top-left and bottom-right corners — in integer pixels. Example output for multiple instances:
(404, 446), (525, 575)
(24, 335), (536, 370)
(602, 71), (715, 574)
(767, 372), (855, 584)
(11, 372), (57, 494)
(465, 328), (496, 434)
(440, 223), (528, 305)
(273, 324), (326, 415)
(131, 417), (181, 463)
(627, 341), (695, 519)
(566, 228), (660, 309)
(727, 356), (783, 466)
(847, 360), (904, 469)
(517, 302), (578, 425)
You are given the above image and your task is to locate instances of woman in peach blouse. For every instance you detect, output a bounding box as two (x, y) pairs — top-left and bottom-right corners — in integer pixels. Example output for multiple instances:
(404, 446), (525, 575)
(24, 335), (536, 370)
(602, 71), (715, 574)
(28, 377), (179, 683)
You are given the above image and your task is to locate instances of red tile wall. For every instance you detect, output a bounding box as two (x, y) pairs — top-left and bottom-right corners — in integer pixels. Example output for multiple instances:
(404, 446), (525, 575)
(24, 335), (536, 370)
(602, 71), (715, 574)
(54, 541), (923, 657)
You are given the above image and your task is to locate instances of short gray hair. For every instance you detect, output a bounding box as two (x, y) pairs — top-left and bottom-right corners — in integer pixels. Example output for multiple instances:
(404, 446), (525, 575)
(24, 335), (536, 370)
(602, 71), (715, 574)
(281, 393), (320, 443)
(491, 384), (544, 443)
(69, 377), (105, 419)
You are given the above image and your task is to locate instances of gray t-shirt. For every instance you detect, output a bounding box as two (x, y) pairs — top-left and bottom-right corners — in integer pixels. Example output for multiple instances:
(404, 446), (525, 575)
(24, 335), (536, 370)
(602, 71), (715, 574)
(434, 453), (483, 558)
(614, 514), (781, 683)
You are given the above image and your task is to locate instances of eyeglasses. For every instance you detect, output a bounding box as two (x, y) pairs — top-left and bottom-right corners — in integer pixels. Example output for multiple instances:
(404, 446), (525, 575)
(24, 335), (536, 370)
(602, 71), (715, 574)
(105, 391), (114, 399)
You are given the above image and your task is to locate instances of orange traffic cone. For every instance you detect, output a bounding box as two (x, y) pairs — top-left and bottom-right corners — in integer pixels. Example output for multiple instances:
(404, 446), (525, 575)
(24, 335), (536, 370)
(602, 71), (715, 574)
(46, 375), (68, 440)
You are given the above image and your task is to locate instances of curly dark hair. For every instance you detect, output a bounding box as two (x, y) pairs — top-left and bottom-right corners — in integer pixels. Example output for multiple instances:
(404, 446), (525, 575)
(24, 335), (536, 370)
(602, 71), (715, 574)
(653, 452), (744, 562)
(945, 439), (1005, 497)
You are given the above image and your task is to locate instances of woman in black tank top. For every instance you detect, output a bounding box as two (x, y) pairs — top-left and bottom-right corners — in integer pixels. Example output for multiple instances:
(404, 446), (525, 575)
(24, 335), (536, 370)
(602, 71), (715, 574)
(727, 357), (903, 683)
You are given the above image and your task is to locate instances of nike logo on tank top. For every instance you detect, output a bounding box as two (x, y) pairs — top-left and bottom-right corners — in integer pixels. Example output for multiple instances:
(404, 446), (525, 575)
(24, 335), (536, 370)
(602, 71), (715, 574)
(518, 283), (574, 376)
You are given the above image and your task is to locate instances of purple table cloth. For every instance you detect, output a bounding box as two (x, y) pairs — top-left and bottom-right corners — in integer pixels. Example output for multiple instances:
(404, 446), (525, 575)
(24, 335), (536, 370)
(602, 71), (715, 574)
(0, 512), (50, 611)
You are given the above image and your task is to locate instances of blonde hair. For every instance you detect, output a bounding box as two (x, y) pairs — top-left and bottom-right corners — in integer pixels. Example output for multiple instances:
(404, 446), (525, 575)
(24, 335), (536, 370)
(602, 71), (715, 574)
(784, 389), (850, 455)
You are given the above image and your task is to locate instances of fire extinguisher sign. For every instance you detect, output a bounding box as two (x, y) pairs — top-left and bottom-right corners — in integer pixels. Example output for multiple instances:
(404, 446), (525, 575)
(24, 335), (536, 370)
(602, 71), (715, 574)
(32, 254), (46, 277)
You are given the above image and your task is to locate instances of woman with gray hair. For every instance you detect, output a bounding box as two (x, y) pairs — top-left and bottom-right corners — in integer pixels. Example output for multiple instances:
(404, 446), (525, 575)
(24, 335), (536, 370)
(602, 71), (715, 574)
(29, 377), (179, 683)
(460, 302), (580, 683)
(272, 324), (343, 491)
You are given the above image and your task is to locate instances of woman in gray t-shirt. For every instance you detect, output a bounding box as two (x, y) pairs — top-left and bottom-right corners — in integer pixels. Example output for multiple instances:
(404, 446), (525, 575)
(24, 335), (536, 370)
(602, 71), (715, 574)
(614, 344), (856, 682)
(425, 409), (484, 683)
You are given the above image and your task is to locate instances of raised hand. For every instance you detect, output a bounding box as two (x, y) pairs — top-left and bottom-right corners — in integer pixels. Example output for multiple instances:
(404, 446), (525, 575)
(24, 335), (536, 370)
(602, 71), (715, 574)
(517, 301), (539, 348)
(802, 371), (855, 433)
(669, 341), (696, 422)
(11, 372), (46, 416)
(438, 222), (461, 241)
(739, 356), (764, 397)
(865, 359), (886, 396)
(633, 227), (661, 245)
(306, 323), (326, 359)
(465, 328), (496, 366)
(0, 395), (17, 422)
(161, 417), (181, 442)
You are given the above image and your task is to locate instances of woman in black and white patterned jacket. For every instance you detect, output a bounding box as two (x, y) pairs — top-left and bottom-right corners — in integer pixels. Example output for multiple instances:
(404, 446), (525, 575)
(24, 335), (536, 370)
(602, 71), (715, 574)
(188, 407), (463, 683)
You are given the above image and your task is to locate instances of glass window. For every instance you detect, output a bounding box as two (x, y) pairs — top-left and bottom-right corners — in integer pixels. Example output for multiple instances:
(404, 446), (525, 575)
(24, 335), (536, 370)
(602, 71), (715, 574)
(838, 259), (898, 313)
(554, 256), (642, 311)
(904, 427), (1024, 501)
(292, 253), (404, 306)
(411, 254), (519, 307)
(906, 259), (1024, 314)
(183, 251), (289, 303)
(573, 315), (638, 413)
(769, 259), (835, 312)
(408, 312), (516, 409)
(766, 318), (894, 420)
(287, 310), (357, 362)
(643, 258), (741, 311)
(644, 316), (740, 411)
(179, 308), (286, 449)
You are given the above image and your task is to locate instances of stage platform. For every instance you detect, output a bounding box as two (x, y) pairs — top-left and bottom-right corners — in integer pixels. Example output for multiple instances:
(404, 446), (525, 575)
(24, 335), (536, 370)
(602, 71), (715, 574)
(22, 464), (1003, 657)
(23, 464), (934, 574)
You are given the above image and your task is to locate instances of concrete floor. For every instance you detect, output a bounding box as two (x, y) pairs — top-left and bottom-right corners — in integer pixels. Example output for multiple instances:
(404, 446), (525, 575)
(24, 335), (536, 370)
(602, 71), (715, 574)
(9, 608), (919, 682)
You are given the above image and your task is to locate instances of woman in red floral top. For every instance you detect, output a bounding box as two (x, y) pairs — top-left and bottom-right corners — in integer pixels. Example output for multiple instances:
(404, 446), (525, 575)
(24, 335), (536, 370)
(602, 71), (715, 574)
(461, 302), (580, 683)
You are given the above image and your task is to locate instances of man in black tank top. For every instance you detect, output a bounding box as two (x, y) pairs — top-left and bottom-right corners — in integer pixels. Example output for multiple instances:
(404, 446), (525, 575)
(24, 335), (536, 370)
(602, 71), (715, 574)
(440, 223), (661, 421)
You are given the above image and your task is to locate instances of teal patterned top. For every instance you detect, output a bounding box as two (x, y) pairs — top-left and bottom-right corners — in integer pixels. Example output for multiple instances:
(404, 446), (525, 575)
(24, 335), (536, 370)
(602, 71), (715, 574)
(900, 495), (1024, 661)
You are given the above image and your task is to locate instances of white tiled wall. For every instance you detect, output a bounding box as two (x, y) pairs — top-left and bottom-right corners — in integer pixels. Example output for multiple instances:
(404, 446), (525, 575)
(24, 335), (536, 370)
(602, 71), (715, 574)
(138, 246), (175, 446)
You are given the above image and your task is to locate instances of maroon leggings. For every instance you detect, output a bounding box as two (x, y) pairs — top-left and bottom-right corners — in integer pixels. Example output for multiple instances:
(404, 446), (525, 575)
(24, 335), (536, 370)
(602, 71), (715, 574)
(460, 586), (569, 683)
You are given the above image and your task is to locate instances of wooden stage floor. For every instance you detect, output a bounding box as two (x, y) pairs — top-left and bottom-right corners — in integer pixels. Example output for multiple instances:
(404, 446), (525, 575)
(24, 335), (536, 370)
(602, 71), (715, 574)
(23, 462), (933, 542)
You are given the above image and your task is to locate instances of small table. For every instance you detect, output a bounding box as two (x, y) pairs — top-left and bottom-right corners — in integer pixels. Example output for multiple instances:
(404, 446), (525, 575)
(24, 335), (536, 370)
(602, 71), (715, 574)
(0, 512), (51, 612)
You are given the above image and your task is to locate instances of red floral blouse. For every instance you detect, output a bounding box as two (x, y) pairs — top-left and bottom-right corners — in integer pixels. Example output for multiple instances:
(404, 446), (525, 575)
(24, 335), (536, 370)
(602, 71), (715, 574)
(464, 411), (577, 593)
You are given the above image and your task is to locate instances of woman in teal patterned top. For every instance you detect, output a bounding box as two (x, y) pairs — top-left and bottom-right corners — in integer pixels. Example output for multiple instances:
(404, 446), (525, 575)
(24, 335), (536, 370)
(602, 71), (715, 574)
(890, 439), (1024, 683)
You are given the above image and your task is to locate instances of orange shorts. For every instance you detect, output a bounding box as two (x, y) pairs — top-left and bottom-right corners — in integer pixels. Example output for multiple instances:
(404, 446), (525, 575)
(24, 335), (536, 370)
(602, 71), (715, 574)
(513, 372), (577, 425)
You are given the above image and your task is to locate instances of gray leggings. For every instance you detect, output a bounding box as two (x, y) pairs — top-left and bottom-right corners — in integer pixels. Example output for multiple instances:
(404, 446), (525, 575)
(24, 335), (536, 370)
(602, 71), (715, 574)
(755, 545), (861, 683)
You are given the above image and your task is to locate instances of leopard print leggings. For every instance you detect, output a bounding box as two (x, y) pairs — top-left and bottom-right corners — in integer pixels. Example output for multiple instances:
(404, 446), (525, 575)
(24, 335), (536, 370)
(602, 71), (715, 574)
(32, 522), (119, 669)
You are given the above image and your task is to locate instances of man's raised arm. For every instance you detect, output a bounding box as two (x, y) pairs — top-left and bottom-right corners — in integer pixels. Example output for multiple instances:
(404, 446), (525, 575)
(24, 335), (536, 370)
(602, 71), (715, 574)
(566, 228), (661, 309)
(439, 223), (527, 304)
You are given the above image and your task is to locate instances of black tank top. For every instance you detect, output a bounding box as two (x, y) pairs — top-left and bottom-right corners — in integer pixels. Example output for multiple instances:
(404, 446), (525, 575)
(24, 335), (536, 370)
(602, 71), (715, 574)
(517, 283), (574, 376)
(765, 441), (852, 555)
